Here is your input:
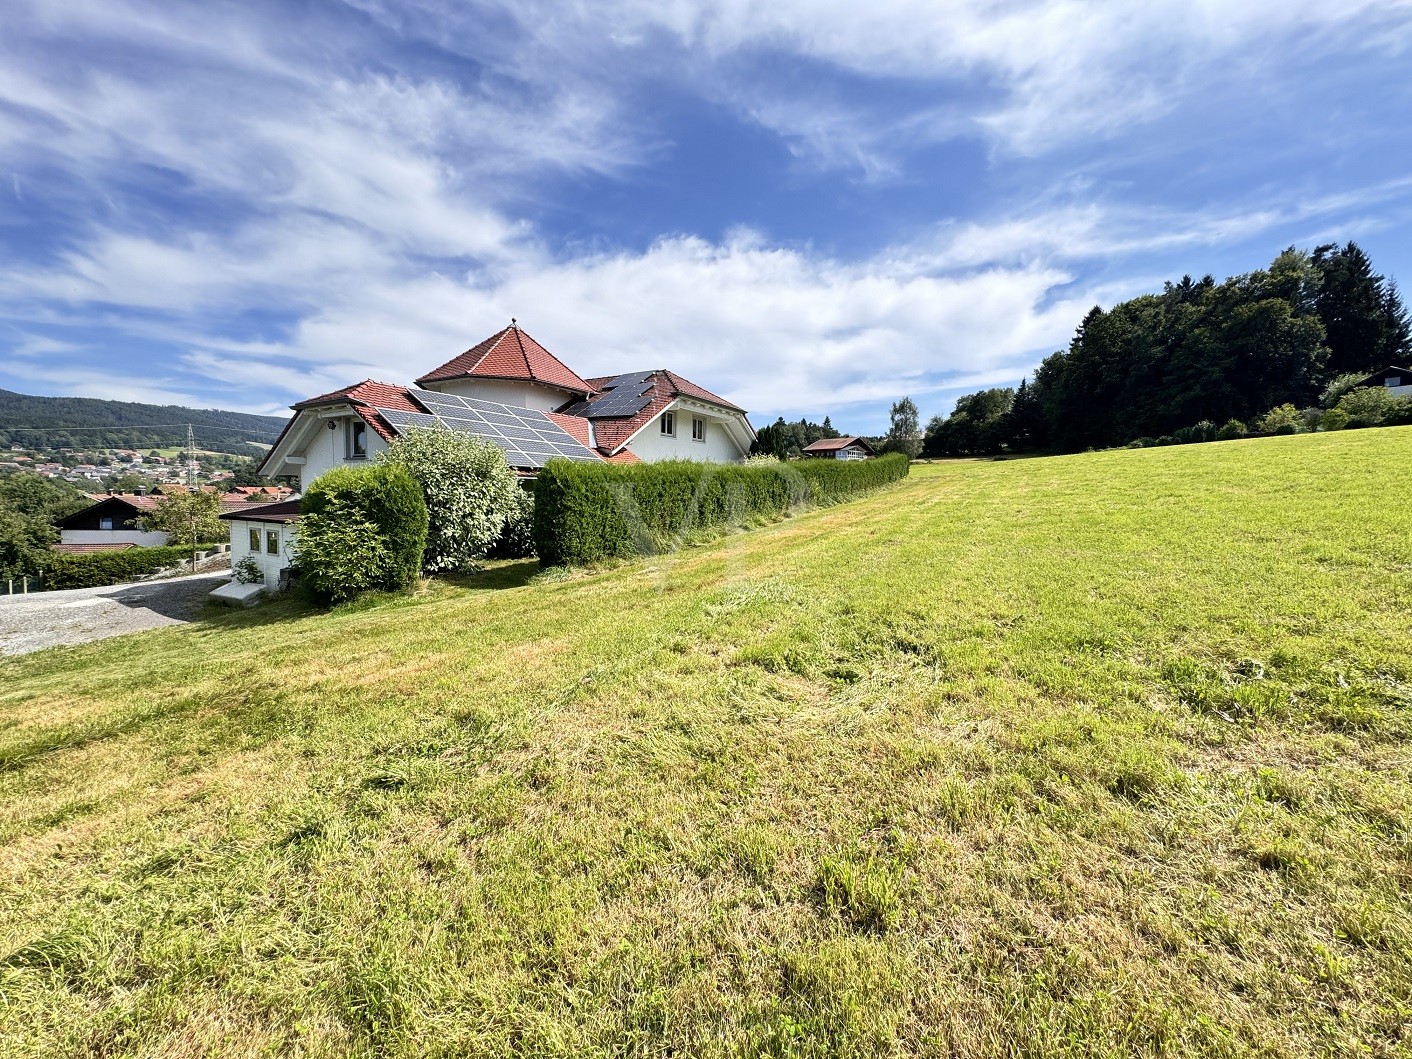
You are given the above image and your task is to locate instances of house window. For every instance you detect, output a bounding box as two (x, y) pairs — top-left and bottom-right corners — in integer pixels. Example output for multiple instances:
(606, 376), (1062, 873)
(99, 516), (114, 530)
(1387, 376), (1402, 387)
(348, 419), (367, 458)
(692, 416), (706, 442)
(249, 528), (260, 551)
(266, 529), (279, 555)
(660, 411), (676, 437)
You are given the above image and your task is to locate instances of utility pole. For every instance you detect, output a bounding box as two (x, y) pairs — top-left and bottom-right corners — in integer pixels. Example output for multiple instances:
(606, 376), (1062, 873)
(187, 424), (198, 572)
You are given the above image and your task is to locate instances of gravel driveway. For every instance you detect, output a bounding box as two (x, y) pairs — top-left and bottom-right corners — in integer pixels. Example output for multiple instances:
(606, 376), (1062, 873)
(0, 573), (232, 657)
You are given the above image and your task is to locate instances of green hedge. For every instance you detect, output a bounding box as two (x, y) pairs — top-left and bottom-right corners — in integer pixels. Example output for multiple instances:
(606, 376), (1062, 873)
(532, 453), (909, 566)
(298, 464), (428, 602)
(44, 542), (221, 590)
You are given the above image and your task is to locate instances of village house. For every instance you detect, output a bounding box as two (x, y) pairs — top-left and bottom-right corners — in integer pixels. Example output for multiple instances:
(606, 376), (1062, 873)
(1357, 365), (1412, 399)
(801, 436), (877, 461)
(54, 489), (294, 554)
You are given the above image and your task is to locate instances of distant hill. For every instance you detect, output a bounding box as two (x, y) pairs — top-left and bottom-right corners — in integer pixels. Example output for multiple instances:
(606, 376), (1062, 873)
(0, 389), (288, 456)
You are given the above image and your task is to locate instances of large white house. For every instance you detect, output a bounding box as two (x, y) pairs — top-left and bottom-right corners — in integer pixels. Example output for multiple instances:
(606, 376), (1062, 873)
(233, 325), (756, 590)
(259, 324), (756, 490)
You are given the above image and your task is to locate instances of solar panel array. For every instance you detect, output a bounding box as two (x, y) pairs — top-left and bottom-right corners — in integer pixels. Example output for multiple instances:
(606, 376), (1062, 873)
(374, 389), (602, 469)
(564, 370), (656, 418)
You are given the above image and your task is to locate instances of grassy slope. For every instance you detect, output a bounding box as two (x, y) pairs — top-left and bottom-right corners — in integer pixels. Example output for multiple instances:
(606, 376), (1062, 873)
(2, 430), (1411, 1058)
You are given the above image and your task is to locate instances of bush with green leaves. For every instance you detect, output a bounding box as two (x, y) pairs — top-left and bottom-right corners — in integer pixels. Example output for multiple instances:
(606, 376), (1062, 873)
(295, 464), (427, 603)
(1320, 408), (1351, 431)
(232, 555), (264, 584)
(44, 542), (220, 590)
(488, 485), (536, 559)
(1216, 419), (1248, 441)
(377, 427), (518, 573)
(1257, 404), (1303, 435)
(1320, 372), (1370, 409)
(1172, 420), (1217, 445)
(532, 452), (909, 566)
(1334, 386), (1412, 428)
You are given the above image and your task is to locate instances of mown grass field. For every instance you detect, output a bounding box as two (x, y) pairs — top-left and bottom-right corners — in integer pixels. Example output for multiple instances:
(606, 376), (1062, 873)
(2, 429), (1411, 1058)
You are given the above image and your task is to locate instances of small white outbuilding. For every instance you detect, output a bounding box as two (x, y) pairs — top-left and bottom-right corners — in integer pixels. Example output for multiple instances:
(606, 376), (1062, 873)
(219, 498), (301, 591)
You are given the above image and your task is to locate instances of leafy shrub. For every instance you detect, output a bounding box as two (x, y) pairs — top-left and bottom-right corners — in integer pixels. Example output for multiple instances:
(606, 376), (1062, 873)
(232, 555), (264, 584)
(1172, 420), (1217, 445)
(532, 452), (909, 566)
(377, 427), (517, 573)
(1216, 419), (1248, 441)
(1335, 386), (1412, 428)
(44, 542), (220, 590)
(1320, 372), (1369, 409)
(1299, 407), (1324, 433)
(488, 485), (536, 559)
(296, 464), (427, 603)
(1257, 403), (1302, 435)
(1319, 408), (1350, 431)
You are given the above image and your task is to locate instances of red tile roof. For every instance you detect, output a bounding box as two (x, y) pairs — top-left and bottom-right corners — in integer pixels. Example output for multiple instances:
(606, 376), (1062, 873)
(260, 379), (424, 474)
(576, 370), (748, 454)
(801, 436), (874, 454)
(417, 326), (594, 396)
(52, 542), (137, 554)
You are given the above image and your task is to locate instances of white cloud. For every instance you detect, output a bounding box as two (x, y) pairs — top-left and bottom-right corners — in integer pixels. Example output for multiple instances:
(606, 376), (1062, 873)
(3, 0), (1412, 432)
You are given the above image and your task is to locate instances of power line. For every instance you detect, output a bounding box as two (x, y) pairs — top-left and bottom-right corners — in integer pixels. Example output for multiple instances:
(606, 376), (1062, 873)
(0, 422), (281, 437)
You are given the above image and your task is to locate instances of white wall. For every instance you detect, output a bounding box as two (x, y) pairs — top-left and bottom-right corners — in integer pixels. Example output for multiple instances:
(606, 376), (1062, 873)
(625, 408), (747, 463)
(425, 377), (571, 411)
(296, 417), (390, 491)
(61, 528), (171, 547)
(228, 519), (298, 589)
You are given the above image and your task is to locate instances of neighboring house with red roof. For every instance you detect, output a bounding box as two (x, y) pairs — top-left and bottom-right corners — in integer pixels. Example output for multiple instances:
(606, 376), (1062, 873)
(54, 493), (171, 549)
(55, 491), (302, 551)
(259, 322), (755, 489)
(801, 436), (876, 461)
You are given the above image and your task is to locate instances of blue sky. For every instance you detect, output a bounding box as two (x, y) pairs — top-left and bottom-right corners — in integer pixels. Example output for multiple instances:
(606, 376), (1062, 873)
(3, 1), (1412, 434)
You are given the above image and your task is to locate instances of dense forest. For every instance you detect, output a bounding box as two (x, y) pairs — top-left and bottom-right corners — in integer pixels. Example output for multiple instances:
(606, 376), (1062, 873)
(751, 416), (842, 458)
(927, 242), (1412, 456)
(0, 390), (288, 455)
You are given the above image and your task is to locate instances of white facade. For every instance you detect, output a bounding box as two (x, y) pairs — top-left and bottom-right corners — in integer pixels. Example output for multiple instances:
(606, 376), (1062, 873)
(293, 414), (390, 491)
(423, 377), (573, 411)
(618, 401), (753, 463)
(228, 518), (298, 590)
(1381, 375), (1412, 399)
(60, 528), (171, 547)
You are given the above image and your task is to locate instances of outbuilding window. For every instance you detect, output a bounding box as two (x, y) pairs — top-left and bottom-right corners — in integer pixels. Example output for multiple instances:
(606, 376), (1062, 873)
(249, 528), (260, 551)
(266, 530), (279, 555)
(99, 516), (114, 530)
(692, 416), (706, 442)
(1387, 376), (1402, 387)
(660, 411), (676, 437)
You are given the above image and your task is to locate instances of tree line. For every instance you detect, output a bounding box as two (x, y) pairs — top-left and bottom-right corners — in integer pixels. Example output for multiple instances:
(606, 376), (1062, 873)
(925, 242), (1412, 456)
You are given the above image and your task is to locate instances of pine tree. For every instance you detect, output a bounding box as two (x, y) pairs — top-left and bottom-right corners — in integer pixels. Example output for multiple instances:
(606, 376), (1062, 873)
(1313, 242), (1390, 375)
(1380, 280), (1412, 364)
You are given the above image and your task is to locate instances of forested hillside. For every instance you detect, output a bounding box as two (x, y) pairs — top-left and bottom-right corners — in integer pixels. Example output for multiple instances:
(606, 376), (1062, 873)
(927, 242), (1412, 455)
(0, 390), (287, 455)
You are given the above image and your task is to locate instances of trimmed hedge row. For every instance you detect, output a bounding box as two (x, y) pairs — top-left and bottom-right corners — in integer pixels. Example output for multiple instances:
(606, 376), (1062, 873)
(532, 452), (909, 566)
(45, 542), (221, 590)
(298, 464), (428, 602)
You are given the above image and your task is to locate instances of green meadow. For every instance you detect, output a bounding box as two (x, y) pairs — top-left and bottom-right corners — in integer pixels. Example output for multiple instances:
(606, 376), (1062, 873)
(2, 429), (1410, 1058)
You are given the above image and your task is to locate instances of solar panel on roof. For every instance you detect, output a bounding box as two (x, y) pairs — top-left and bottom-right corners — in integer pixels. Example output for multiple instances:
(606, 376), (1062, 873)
(374, 394), (601, 470)
(584, 391), (652, 417)
(602, 370), (655, 391)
